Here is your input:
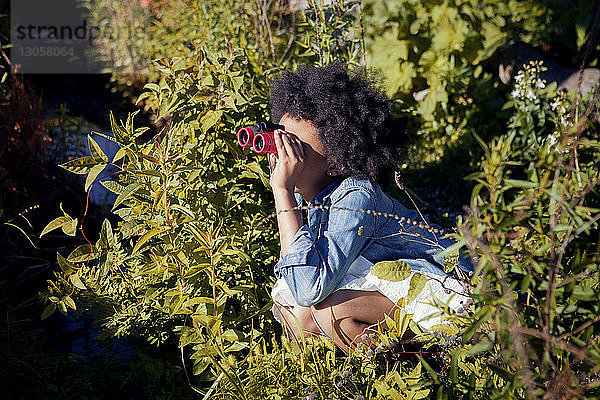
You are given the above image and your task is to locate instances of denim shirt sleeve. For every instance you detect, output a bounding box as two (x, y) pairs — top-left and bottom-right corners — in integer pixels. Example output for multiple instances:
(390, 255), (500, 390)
(274, 188), (376, 307)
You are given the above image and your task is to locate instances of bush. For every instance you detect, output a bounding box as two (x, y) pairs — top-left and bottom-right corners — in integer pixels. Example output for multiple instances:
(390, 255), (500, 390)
(86, 0), (298, 101)
(363, 0), (550, 166)
(450, 63), (600, 398)
(39, 1), (600, 398)
(40, 47), (281, 383)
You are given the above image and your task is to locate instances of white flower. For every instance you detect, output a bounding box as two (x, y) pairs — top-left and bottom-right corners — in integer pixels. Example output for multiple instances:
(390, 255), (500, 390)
(515, 72), (524, 82)
(536, 79), (546, 89)
(526, 88), (536, 101)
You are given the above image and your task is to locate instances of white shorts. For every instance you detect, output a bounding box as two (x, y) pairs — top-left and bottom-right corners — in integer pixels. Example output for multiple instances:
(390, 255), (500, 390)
(271, 256), (472, 332)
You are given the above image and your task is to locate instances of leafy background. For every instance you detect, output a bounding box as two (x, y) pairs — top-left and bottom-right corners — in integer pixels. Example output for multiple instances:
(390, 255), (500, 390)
(1, 0), (599, 398)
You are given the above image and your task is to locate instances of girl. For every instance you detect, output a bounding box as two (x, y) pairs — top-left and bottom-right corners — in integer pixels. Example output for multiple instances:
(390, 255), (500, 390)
(266, 62), (472, 351)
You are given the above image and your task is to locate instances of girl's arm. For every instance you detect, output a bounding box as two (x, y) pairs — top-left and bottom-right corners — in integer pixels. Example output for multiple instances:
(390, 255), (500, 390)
(274, 188), (376, 306)
(272, 188), (302, 256)
(268, 129), (305, 256)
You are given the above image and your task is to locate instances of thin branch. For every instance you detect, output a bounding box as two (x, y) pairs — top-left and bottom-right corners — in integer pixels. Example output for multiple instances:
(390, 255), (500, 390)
(514, 326), (595, 365)
(459, 225), (539, 399)
(559, 314), (600, 341)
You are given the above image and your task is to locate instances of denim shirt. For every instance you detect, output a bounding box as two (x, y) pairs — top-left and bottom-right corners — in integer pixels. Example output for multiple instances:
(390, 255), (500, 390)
(274, 177), (473, 307)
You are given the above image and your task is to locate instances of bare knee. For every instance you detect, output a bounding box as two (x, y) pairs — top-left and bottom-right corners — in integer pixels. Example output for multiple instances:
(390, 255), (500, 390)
(312, 290), (396, 351)
(275, 303), (320, 340)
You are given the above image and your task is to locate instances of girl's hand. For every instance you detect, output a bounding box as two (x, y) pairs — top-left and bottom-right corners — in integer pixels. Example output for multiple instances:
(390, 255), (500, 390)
(268, 129), (305, 192)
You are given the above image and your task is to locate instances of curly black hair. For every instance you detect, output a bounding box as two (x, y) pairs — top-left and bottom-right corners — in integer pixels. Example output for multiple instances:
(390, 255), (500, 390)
(269, 61), (409, 182)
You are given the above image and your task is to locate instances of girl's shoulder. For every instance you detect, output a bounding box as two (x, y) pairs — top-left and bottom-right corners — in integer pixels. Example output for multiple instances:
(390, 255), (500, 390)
(330, 177), (378, 202)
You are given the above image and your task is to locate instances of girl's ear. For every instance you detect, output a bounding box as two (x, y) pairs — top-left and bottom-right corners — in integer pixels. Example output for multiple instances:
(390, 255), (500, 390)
(326, 162), (343, 176)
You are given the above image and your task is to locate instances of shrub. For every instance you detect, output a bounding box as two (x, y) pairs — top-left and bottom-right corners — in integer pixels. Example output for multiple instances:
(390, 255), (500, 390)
(446, 63), (600, 398)
(38, 0), (600, 397)
(363, 0), (551, 166)
(38, 1), (374, 393)
(40, 47), (283, 384)
(86, 0), (296, 100)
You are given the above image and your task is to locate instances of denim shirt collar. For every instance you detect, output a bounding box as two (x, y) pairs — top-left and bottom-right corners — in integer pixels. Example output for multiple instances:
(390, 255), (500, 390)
(309, 177), (344, 206)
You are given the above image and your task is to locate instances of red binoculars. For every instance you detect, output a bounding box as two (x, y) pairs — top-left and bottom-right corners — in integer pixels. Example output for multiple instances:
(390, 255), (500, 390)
(237, 121), (285, 155)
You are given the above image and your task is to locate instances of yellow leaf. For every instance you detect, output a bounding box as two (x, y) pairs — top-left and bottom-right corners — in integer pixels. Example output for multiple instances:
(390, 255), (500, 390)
(88, 135), (108, 162)
(70, 273), (87, 290)
(61, 217), (78, 237)
(113, 147), (127, 162)
(386, 62), (416, 97)
(132, 228), (162, 254)
(431, 19), (469, 53)
(40, 216), (70, 237)
(371, 260), (411, 282)
(63, 296), (76, 310)
(85, 164), (105, 192)
(406, 273), (428, 304)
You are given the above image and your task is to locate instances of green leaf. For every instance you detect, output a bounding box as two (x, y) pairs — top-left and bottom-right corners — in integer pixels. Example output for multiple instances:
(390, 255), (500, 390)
(135, 91), (151, 105)
(170, 204), (195, 218)
(192, 88), (216, 102)
(59, 156), (101, 175)
(41, 303), (57, 320)
(472, 131), (489, 153)
(85, 164), (105, 192)
(172, 57), (188, 71)
(112, 183), (143, 210)
(572, 286), (596, 302)
(202, 73), (214, 86)
(63, 296), (76, 310)
(505, 179), (538, 189)
(462, 307), (492, 341)
(429, 323), (460, 335)
(100, 219), (114, 248)
(487, 363), (514, 383)
(113, 148), (127, 162)
(450, 348), (459, 383)
(371, 260), (412, 282)
(67, 244), (97, 263)
(465, 336), (493, 357)
(221, 329), (240, 342)
(40, 216), (70, 237)
(109, 111), (128, 143)
(132, 228), (162, 254)
(192, 357), (211, 375)
(406, 273), (428, 304)
(57, 253), (75, 273)
(224, 342), (247, 353)
(384, 314), (396, 331)
(200, 110), (223, 134)
(101, 180), (127, 194)
(437, 238), (466, 258)
(416, 355), (440, 384)
(61, 217), (78, 236)
(143, 82), (160, 92)
(88, 135), (108, 162)
(70, 273), (87, 290)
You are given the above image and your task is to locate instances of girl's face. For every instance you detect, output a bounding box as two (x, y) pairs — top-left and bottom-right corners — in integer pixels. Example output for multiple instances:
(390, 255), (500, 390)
(277, 113), (337, 200)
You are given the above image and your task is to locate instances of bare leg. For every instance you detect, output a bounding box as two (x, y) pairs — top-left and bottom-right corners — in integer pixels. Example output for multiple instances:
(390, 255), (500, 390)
(312, 290), (396, 352)
(276, 290), (397, 352)
(275, 303), (321, 340)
